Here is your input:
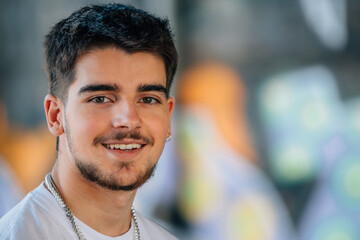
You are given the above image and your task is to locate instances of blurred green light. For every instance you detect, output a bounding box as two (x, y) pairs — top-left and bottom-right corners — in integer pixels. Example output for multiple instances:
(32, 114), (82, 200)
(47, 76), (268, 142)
(331, 154), (360, 210)
(344, 163), (360, 199)
(301, 101), (329, 130)
(273, 145), (315, 184)
(262, 79), (294, 115)
(310, 216), (359, 240)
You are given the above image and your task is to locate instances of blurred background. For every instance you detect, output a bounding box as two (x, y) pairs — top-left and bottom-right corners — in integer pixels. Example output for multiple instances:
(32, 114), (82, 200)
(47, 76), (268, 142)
(1, 0), (360, 239)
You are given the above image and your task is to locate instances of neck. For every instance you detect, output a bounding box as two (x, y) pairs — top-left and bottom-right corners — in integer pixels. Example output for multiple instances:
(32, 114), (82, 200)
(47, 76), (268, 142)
(50, 160), (136, 237)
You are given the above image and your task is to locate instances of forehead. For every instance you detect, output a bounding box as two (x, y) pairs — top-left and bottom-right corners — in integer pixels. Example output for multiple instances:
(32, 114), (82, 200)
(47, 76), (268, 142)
(71, 47), (166, 91)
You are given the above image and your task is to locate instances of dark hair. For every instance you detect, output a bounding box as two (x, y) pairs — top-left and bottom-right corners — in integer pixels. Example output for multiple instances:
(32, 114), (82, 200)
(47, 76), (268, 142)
(44, 3), (178, 100)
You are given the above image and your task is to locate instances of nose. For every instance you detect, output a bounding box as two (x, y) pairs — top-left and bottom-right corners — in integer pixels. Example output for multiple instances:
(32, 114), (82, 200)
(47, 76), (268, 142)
(112, 99), (142, 130)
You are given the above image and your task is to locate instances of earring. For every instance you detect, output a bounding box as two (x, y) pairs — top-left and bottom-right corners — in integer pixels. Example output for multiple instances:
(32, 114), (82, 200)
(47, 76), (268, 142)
(166, 134), (172, 142)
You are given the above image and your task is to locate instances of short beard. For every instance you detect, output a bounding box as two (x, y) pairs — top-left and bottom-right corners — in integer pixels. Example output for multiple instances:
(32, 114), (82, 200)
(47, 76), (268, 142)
(64, 115), (157, 191)
(75, 159), (157, 191)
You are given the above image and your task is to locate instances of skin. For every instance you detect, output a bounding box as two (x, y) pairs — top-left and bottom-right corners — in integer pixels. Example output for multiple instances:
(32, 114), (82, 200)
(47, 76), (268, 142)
(44, 47), (175, 236)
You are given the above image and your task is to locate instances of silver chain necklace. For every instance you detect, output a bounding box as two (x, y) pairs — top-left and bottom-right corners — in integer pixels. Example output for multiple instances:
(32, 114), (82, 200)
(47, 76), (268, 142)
(45, 173), (140, 240)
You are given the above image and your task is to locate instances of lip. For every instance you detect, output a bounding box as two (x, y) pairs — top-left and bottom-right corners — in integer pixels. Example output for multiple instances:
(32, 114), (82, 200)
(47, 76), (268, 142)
(101, 143), (146, 160)
(101, 139), (146, 145)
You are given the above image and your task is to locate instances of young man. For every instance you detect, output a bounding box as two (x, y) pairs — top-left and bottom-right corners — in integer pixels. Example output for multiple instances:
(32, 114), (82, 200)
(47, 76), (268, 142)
(0, 3), (178, 240)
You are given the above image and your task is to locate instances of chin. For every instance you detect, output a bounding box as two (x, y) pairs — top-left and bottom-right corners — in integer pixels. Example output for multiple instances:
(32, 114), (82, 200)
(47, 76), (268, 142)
(76, 159), (157, 191)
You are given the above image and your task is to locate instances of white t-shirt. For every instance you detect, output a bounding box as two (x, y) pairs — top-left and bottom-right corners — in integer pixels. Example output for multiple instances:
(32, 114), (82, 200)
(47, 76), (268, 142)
(0, 157), (23, 217)
(0, 183), (178, 240)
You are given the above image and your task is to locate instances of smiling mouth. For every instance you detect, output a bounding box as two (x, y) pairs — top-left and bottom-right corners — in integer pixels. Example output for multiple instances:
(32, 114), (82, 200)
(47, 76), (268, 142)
(103, 143), (143, 151)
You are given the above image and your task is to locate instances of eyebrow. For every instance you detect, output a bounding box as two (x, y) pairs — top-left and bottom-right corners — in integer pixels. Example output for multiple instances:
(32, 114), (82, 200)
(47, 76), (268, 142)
(137, 84), (167, 96)
(77, 83), (167, 96)
(78, 84), (120, 95)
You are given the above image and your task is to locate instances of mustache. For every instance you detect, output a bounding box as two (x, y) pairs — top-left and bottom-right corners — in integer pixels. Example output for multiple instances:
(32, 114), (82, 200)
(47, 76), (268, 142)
(94, 130), (153, 146)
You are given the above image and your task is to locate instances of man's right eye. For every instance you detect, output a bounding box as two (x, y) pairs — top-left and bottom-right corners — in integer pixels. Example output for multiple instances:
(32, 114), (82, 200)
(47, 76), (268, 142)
(90, 96), (111, 103)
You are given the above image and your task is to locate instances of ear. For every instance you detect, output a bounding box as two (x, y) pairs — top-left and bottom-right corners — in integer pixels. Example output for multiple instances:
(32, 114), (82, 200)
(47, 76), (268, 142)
(167, 96), (175, 137)
(44, 94), (64, 136)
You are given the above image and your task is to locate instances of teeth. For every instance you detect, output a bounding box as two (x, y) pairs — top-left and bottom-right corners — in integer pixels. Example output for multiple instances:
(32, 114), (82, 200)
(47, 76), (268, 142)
(106, 143), (141, 150)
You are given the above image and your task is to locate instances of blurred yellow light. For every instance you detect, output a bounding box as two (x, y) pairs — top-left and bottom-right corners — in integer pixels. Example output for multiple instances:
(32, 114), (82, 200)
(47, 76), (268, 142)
(227, 195), (276, 240)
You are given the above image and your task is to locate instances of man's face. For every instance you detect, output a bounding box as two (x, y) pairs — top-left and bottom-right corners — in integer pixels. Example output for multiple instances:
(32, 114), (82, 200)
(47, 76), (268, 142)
(59, 47), (174, 191)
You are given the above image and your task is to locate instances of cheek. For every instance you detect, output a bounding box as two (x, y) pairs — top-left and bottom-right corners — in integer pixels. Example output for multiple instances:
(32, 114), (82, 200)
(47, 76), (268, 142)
(66, 107), (109, 141)
(143, 110), (170, 137)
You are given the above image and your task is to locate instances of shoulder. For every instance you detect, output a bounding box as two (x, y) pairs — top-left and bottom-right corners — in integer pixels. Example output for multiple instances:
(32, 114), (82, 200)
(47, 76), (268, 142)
(0, 183), (75, 240)
(136, 213), (179, 240)
(0, 186), (43, 239)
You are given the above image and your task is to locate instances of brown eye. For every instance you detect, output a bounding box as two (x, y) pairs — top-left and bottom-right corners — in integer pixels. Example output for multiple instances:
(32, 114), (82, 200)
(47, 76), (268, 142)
(90, 96), (110, 103)
(140, 97), (160, 104)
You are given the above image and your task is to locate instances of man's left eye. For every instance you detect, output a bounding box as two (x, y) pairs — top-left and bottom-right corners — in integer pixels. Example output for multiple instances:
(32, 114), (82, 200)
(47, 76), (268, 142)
(140, 97), (160, 104)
